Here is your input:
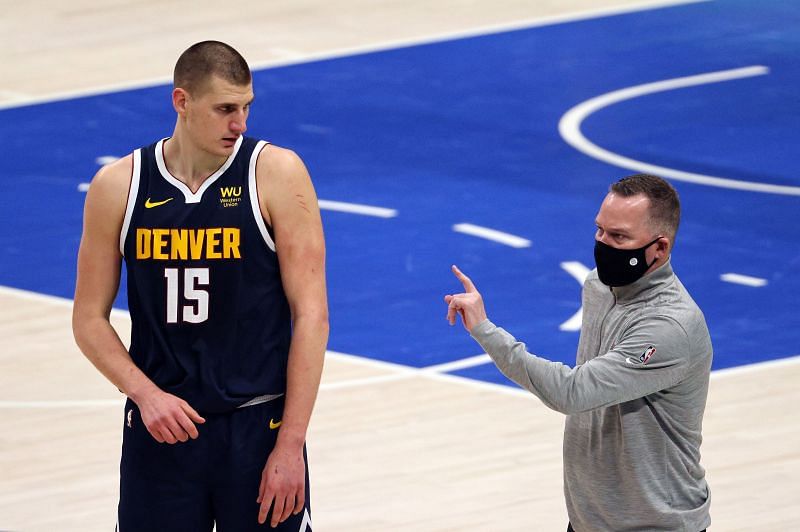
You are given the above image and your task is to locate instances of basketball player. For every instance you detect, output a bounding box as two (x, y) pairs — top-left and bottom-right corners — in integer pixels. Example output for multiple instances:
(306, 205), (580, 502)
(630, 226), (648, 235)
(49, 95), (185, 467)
(72, 41), (327, 531)
(445, 174), (711, 531)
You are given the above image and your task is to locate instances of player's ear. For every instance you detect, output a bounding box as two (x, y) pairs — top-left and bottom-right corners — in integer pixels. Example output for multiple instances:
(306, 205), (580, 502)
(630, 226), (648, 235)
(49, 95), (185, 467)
(173, 88), (188, 115)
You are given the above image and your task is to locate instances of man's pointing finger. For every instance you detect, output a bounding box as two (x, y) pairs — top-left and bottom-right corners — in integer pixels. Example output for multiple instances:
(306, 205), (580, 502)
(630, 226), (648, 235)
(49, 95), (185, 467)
(451, 264), (476, 292)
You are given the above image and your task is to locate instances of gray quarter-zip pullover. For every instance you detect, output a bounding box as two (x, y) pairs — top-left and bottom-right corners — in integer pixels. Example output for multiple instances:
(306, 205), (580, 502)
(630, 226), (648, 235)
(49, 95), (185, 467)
(470, 259), (712, 531)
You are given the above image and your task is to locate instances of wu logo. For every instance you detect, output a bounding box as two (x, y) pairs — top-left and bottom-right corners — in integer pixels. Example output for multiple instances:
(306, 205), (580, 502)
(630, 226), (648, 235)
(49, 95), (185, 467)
(220, 186), (242, 198)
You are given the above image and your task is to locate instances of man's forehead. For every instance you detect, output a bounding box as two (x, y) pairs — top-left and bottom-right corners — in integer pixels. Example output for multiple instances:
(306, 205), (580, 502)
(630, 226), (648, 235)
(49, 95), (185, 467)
(198, 75), (253, 101)
(597, 193), (650, 226)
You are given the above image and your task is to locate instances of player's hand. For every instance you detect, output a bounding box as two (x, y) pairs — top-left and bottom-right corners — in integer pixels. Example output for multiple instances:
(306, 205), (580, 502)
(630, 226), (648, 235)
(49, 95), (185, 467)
(257, 442), (306, 527)
(444, 264), (488, 331)
(135, 386), (205, 444)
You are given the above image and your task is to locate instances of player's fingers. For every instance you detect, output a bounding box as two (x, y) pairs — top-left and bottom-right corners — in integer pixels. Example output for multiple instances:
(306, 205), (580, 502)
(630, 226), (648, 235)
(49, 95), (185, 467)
(451, 264), (477, 293)
(163, 417), (190, 443)
(258, 490), (274, 525)
(293, 483), (305, 514)
(257, 470), (267, 503)
(271, 495), (286, 527)
(160, 426), (178, 444)
(279, 494), (295, 523)
(176, 410), (200, 440)
(148, 427), (165, 443)
(182, 402), (206, 425)
(444, 294), (453, 303)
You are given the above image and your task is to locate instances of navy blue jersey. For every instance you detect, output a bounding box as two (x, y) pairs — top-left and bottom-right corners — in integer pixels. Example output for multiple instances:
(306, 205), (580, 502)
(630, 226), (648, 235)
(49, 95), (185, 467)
(121, 136), (290, 414)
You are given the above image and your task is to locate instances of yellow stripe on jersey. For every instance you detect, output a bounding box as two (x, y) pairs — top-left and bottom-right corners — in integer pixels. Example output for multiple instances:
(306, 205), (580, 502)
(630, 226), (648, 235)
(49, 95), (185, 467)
(136, 228), (241, 260)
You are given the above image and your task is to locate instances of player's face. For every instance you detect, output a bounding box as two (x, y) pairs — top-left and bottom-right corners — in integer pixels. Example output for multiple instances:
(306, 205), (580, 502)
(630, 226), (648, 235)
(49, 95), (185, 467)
(595, 192), (661, 265)
(183, 75), (254, 157)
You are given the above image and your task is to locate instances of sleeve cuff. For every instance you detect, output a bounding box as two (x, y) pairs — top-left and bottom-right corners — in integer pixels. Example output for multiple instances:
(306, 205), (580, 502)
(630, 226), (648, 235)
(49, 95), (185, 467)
(469, 318), (494, 339)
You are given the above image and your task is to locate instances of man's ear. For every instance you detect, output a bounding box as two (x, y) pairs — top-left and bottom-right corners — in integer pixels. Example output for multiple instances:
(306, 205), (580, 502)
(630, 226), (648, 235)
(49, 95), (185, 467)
(657, 236), (671, 257)
(173, 88), (188, 115)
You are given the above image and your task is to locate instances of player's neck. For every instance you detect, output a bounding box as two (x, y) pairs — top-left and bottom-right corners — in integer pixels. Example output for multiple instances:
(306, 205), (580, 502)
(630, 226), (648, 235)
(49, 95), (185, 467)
(163, 132), (229, 193)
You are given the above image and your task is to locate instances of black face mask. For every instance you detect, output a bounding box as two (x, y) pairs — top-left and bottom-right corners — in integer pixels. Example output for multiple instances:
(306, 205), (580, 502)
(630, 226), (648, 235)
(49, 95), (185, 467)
(594, 237), (661, 287)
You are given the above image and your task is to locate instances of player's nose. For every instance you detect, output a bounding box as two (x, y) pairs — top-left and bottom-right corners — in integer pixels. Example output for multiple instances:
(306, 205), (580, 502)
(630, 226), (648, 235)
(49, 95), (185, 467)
(230, 112), (247, 134)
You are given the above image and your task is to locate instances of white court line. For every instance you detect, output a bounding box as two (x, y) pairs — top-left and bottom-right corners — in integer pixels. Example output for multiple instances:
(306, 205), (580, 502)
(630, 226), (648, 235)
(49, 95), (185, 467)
(560, 261), (591, 284)
(320, 353), (492, 391)
(720, 273), (768, 287)
(453, 223), (531, 248)
(0, 399), (124, 409)
(559, 66), (800, 196)
(710, 354), (800, 379)
(0, 0), (708, 111)
(71, 189), (398, 218)
(0, 285), (129, 319)
(96, 155), (120, 165)
(317, 199), (398, 218)
(78, 150), (390, 219)
(1, 285), (797, 410)
(559, 261), (591, 332)
(424, 353), (492, 373)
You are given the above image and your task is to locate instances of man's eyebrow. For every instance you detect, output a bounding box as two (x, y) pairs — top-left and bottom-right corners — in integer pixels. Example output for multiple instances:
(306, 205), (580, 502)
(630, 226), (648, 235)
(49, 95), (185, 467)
(217, 97), (254, 107)
(596, 221), (632, 234)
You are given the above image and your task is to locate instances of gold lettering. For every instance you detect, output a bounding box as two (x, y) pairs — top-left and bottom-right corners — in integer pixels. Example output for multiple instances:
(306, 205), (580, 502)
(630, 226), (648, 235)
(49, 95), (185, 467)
(134, 227), (244, 261)
(189, 229), (205, 260)
(223, 228), (241, 259)
(136, 228), (151, 259)
(152, 229), (169, 260)
(205, 228), (222, 259)
(170, 229), (188, 260)
(220, 186), (242, 198)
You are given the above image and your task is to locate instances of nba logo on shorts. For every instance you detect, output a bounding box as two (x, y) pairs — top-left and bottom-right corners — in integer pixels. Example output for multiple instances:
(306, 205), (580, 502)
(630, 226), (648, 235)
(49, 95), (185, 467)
(127, 409), (133, 428)
(640, 345), (656, 364)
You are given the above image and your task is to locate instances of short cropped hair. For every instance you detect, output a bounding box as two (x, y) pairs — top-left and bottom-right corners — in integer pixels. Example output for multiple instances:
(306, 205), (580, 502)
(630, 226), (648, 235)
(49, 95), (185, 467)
(173, 41), (251, 95)
(610, 174), (681, 243)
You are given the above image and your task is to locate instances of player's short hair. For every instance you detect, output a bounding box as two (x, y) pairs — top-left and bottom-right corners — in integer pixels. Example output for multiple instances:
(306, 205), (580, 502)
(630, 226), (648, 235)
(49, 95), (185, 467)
(174, 41), (251, 95)
(610, 174), (681, 243)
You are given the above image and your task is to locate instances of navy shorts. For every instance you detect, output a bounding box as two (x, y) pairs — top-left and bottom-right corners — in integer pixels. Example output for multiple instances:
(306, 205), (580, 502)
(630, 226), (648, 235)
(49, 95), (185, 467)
(117, 397), (311, 531)
(568, 523), (705, 531)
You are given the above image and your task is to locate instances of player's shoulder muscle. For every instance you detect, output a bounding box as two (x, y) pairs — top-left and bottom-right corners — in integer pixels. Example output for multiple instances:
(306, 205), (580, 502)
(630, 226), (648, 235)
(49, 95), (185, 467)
(255, 144), (317, 225)
(83, 154), (134, 234)
(256, 144), (308, 182)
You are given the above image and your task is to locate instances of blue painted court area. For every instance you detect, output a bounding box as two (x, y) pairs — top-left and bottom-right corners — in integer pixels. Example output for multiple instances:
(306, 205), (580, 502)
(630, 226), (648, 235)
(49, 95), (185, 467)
(1, 0), (798, 386)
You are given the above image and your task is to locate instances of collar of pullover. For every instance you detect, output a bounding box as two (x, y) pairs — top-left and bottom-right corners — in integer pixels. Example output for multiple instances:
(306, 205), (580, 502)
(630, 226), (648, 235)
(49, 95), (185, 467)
(610, 257), (674, 304)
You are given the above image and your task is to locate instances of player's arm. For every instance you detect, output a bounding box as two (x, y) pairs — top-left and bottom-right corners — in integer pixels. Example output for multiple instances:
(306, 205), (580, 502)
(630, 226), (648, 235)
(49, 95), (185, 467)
(72, 157), (204, 444)
(256, 145), (329, 526)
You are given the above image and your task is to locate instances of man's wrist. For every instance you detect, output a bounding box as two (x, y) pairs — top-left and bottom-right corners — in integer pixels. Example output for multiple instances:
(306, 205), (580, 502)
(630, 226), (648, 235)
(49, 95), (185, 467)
(469, 318), (492, 336)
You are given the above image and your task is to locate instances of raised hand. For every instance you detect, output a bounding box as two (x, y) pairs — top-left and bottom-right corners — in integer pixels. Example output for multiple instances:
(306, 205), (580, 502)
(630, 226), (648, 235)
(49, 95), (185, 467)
(444, 264), (488, 331)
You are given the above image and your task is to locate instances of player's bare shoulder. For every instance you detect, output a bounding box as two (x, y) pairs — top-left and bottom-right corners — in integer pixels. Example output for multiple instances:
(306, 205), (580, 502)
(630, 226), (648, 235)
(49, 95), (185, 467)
(255, 144), (318, 225)
(87, 154), (134, 202)
(83, 154), (135, 228)
(256, 144), (310, 186)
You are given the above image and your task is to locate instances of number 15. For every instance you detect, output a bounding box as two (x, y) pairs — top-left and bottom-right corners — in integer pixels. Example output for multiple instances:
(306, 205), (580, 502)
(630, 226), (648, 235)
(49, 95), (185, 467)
(164, 267), (209, 324)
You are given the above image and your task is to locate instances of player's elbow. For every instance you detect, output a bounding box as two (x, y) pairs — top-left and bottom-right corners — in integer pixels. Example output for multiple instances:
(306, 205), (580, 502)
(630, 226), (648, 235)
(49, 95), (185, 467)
(303, 307), (330, 331)
(290, 298), (328, 327)
(71, 304), (103, 353)
(71, 308), (91, 351)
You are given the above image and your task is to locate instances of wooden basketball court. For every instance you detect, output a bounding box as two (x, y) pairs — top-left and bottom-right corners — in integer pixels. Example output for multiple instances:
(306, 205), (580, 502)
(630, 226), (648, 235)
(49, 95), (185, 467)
(1, 1), (798, 529)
